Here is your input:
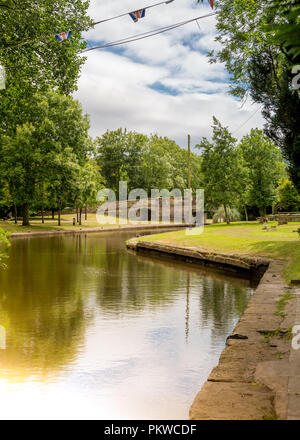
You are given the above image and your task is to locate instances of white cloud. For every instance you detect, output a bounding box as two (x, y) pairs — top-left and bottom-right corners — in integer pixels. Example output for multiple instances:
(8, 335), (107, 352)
(74, 0), (265, 148)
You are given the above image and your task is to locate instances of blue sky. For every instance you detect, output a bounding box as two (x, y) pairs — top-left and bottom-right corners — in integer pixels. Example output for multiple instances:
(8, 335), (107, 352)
(74, 0), (264, 149)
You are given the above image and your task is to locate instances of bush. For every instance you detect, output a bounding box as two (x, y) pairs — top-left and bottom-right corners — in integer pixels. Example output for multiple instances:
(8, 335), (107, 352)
(0, 228), (10, 268)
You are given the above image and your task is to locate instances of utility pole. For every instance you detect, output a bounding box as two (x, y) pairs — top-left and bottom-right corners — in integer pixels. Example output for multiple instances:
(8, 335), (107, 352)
(188, 134), (191, 190)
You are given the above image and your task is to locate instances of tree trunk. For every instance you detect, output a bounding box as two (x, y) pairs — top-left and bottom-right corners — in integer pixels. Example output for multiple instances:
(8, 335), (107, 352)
(52, 209), (55, 220)
(41, 205), (45, 224)
(76, 207), (79, 223)
(259, 207), (266, 218)
(244, 205), (248, 222)
(272, 204), (275, 215)
(223, 204), (230, 224)
(58, 201), (61, 226)
(14, 204), (17, 224)
(85, 206), (87, 221)
(22, 203), (30, 226)
(79, 207), (82, 226)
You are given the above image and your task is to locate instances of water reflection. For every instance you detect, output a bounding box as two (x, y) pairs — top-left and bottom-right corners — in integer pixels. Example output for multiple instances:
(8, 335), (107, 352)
(0, 232), (254, 419)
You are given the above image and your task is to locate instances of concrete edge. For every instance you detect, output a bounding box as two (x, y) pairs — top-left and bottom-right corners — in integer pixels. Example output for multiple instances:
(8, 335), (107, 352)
(126, 239), (271, 275)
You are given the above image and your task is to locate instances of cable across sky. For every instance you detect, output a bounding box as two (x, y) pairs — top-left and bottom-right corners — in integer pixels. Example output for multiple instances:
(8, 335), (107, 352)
(82, 12), (216, 53)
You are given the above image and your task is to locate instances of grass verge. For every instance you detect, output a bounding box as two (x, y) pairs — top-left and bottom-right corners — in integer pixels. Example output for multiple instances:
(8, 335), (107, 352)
(135, 222), (300, 284)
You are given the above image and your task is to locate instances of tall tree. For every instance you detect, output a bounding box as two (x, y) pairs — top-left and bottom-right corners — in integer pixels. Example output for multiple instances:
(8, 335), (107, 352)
(0, 91), (91, 225)
(0, 0), (91, 137)
(207, 0), (300, 191)
(197, 117), (247, 224)
(277, 178), (300, 211)
(238, 129), (286, 217)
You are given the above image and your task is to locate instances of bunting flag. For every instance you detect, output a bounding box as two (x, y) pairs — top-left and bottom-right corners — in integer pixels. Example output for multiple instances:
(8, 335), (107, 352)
(55, 31), (72, 42)
(208, 0), (214, 8)
(129, 9), (146, 23)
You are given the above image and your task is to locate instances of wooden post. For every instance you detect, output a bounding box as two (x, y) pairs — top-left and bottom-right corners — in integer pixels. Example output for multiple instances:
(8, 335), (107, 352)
(188, 134), (191, 190)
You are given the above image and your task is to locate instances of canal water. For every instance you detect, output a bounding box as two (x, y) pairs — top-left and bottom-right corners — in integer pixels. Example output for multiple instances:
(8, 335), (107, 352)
(0, 232), (254, 420)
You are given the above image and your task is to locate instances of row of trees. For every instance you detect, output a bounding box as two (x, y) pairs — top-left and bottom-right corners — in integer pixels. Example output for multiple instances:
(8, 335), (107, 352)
(199, 118), (299, 223)
(0, 0), (299, 230)
(96, 129), (202, 195)
(0, 91), (100, 225)
(0, 0), (93, 226)
(1, 112), (299, 226)
(206, 0), (300, 192)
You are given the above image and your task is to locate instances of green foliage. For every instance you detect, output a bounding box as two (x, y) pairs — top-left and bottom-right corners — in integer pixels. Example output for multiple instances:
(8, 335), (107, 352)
(0, 226), (10, 267)
(238, 129), (286, 216)
(209, 0), (300, 191)
(0, 90), (94, 225)
(96, 129), (203, 195)
(196, 117), (248, 223)
(0, 0), (91, 94)
(269, 0), (300, 61)
(277, 178), (300, 211)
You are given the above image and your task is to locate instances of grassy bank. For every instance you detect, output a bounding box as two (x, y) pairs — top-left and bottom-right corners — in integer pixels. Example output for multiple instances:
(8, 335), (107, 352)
(136, 222), (300, 284)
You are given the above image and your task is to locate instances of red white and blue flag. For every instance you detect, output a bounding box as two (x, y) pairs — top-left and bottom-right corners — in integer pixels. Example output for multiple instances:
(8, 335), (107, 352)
(129, 9), (146, 23)
(208, 0), (214, 8)
(55, 31), (72, 42)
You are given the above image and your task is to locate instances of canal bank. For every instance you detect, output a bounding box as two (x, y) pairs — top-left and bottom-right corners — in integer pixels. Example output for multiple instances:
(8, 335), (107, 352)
(9, 223), (194, 239)
(126, 237), (300, 420)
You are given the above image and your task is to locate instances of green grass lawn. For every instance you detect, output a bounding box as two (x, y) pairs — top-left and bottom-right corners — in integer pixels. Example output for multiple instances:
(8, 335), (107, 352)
(137, 222), (300, 284)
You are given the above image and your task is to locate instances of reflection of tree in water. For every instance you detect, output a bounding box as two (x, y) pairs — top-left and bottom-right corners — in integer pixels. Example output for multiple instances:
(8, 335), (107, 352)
(0, 232), (254, 381)
(95, 240), (185, 314)
(198, 277), (253, 343)
(0, 236), (95, 381)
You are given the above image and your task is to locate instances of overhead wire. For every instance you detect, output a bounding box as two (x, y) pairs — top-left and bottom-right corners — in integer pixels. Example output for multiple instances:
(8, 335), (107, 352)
(82, 12), (216, 53)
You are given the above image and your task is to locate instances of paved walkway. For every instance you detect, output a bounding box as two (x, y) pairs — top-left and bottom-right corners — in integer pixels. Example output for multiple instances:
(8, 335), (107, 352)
(287, 287), (300, 419)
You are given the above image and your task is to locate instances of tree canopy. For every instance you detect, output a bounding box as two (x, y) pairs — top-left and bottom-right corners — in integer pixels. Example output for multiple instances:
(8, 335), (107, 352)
(208, 0), (300, 191)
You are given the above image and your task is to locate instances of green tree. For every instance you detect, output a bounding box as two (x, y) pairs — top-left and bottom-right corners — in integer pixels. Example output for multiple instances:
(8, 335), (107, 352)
(96, 129), (148, 194)
(48, 149), (80, 226)
(75, 159), (103, 224)
(238, 129), (286, 217)
(96, 129), (202, 195)
(0, 91), (91, 225)
(0, 0), (91, 146)
(207, 0), (300, 191)
(270, 0), (300, 62)
(277, 178), (300, 211)
(197, 117), (248, 224)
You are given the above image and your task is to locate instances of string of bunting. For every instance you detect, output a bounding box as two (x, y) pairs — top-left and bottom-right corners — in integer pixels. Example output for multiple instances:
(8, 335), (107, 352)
(55, 0), (214, 44)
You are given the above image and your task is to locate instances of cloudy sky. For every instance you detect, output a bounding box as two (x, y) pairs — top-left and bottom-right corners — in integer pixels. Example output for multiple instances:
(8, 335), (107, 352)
(74, 0), (264, 149)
